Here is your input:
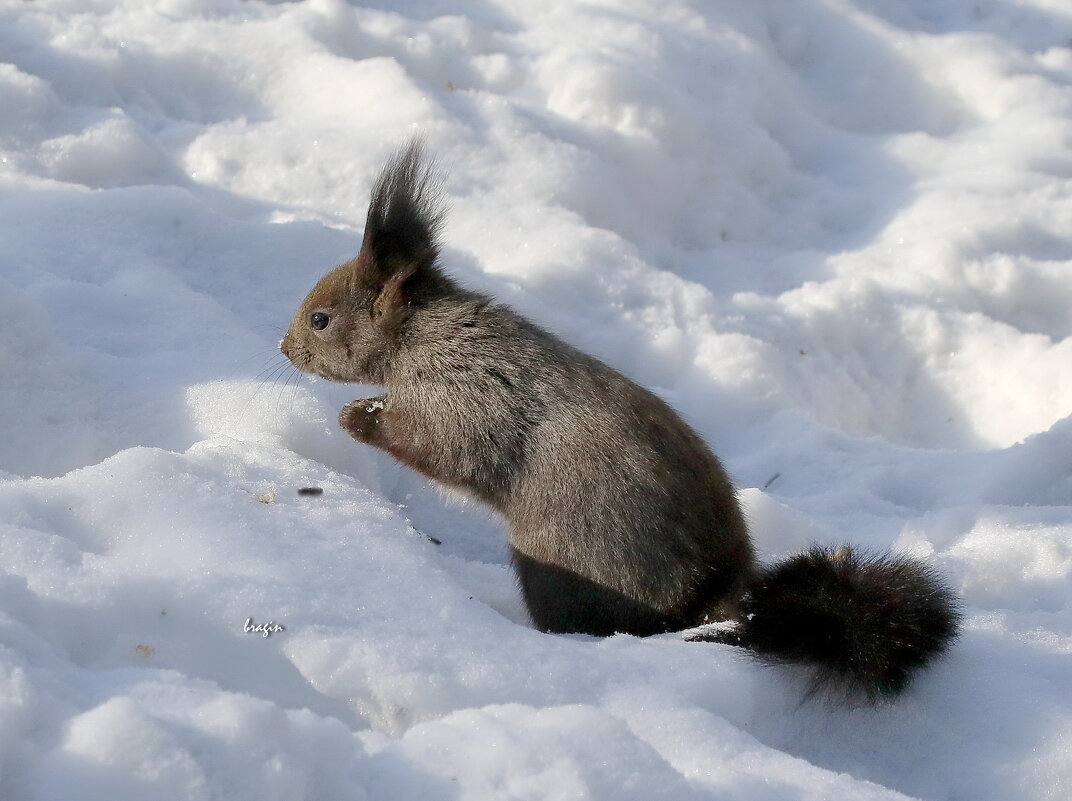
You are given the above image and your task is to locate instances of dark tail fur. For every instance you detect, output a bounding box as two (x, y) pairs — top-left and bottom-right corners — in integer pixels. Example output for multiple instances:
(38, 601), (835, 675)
(689, 545), (960, 700)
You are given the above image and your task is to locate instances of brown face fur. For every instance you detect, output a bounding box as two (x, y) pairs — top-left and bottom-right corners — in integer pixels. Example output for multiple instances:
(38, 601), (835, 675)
(282, 140), (452, 386)
(280, 256), (391, 384)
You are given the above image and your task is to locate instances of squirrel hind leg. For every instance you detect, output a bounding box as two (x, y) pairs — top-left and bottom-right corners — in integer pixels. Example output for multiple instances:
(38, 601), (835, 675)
(511, 549), (688, 637)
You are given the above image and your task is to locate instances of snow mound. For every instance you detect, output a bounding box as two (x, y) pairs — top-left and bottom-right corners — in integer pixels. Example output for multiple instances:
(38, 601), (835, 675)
(2, 1), (1072, 799)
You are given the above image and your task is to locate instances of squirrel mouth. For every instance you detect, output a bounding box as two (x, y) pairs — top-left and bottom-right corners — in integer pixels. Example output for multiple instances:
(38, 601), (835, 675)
(310, 363), (367, 384)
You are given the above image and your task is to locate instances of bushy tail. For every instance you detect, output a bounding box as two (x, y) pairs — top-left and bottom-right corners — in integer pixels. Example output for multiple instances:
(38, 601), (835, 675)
(689, 545), (961, 700)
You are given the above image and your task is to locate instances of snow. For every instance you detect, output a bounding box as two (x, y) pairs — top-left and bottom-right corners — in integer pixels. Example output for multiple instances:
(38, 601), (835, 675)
(2, 0), (1072, 798)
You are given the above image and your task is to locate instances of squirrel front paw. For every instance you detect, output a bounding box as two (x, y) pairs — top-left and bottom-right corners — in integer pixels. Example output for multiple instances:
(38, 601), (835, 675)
(339, 397), (386, 442)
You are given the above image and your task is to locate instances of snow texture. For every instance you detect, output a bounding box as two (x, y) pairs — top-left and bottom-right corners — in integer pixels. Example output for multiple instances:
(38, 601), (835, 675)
(2, 0), (1072, 799)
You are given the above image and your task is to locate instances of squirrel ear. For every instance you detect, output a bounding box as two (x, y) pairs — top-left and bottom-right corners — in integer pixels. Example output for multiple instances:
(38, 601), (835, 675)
(358, 140), (444, 294)
(370, 262), (416, 324)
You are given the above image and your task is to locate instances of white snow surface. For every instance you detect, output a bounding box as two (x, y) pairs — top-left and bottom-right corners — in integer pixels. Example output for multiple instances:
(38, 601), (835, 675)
(2, 0), (1072, 799)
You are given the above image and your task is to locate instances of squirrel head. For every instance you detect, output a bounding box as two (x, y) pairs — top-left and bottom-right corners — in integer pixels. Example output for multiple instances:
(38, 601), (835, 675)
(281, 140), (454, 384)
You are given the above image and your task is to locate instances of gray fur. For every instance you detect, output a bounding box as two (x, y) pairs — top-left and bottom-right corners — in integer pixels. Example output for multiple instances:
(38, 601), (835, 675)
(281, 142), (753, 636)
(280, 144), (959, 700)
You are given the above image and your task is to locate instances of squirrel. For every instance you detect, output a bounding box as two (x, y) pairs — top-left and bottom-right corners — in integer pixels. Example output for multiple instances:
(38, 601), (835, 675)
(280, 142), (960, 700)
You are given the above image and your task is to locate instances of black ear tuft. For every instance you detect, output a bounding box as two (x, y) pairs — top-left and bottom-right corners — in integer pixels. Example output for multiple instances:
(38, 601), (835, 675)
(361, 138), (444, 279)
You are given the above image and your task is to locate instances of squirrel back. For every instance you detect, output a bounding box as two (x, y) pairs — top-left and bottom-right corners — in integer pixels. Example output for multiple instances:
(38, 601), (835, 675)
(281, 142), (960, 700)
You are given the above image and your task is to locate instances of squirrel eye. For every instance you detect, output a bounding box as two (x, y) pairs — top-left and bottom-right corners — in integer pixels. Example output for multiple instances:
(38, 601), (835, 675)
(309, 312), (330, 331)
